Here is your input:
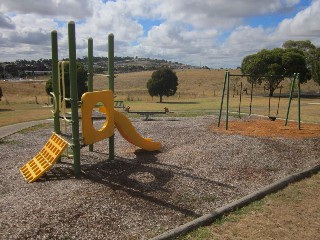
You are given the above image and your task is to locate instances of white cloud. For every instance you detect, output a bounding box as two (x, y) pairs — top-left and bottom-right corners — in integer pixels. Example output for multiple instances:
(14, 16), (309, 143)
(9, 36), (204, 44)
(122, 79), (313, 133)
(275, 0), (320, 41)
(0, 0), (94, 19)
(0, 0), (319, 68)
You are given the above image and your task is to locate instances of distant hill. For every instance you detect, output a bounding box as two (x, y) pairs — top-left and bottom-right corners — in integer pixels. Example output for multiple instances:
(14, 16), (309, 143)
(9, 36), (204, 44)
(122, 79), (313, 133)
(79, 56), (197, 74)
(0, 57), (197, 79)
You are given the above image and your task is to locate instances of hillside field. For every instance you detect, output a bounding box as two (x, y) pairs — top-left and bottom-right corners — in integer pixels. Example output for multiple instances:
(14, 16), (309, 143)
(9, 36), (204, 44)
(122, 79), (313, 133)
(0, 69), (319, 126)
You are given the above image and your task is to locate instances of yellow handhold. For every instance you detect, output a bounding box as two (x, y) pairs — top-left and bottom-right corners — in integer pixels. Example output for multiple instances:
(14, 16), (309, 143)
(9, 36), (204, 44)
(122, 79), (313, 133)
(20, 133), (69, 183)
(81, 90), (114, 145)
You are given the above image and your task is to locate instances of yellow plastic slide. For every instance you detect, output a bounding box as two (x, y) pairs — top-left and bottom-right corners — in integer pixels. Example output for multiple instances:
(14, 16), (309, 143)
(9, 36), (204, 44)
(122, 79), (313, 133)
(99, 106), (161, 151)
(114, 110), (161, 151)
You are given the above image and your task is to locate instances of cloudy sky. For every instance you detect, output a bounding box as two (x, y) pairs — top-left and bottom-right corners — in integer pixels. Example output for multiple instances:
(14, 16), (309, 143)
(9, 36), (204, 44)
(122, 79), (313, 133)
(0, 0), (319, 68)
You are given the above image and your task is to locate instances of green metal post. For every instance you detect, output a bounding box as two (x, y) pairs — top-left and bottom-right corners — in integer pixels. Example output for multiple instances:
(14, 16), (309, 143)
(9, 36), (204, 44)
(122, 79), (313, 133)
(108, 33), (115, 160)
(51, 31), (60, 134)
(238, 81), (242, 118)
(285, 73), (297, 126)
(68, 21), (81, 176)
(297, 73), (301, 130)
(218, 71), (228, 127)
(249, 81), (254, 115)
(88, 37), (94, 152)
(226, 71), (230, 130)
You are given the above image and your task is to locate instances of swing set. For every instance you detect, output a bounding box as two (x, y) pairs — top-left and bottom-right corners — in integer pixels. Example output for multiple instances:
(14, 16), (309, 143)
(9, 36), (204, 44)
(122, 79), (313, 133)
(218, 71), (301, 130)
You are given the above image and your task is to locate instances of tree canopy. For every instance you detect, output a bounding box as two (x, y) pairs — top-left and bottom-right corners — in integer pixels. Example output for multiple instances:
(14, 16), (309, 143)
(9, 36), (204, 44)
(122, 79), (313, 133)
(311, 48), (320, 86)
(241, 47), (310, 96)
(146, 67), (178, 103)
(283, 40), (320, 86)
(45, 62), (88, 107)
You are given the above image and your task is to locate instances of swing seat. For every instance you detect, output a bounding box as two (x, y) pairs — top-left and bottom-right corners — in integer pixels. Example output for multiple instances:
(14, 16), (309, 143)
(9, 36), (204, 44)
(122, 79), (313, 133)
(269, 116), (277, 121)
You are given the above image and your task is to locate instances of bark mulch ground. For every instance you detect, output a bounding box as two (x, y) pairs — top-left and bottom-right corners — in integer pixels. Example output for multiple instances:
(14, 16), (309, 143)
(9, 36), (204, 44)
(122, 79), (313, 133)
(1, 115), (319, 239)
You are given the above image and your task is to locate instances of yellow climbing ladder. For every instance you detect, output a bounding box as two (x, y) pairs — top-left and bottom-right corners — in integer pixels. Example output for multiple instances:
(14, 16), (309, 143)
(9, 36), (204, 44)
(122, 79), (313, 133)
(20, 133), (69, 183)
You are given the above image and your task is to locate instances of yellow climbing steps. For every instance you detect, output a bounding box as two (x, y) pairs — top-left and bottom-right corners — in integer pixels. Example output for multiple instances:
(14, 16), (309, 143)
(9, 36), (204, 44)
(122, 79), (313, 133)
(20, 133), (69, 183)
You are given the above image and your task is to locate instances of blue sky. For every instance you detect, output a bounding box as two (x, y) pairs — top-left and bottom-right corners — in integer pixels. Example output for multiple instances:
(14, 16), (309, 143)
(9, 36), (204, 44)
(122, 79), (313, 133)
(0, 0), (319, 68)
(246, 0), (311, 28)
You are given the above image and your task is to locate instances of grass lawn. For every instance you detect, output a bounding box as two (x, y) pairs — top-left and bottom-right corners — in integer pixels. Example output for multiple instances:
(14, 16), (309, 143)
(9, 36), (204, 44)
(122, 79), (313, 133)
(179, 172), (320, 240)
(1, 69), (319, 126)
(0, 103), (52, 127)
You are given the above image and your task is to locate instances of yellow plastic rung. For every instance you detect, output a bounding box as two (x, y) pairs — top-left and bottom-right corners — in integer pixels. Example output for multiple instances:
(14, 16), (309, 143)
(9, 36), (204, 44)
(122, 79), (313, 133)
(20, 133), (69, 183)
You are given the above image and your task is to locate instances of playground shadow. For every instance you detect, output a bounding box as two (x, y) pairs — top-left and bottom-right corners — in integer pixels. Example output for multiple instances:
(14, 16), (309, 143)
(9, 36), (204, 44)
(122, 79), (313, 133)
(40, 151), (235, 218)
(39, 162), (75, 181)
(83, 156), (169, 193)
(80, 151), (201, 218)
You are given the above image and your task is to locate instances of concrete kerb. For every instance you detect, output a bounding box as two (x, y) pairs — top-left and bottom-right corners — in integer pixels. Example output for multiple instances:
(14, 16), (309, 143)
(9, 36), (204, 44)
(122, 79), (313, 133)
(151, 164), (320, 240)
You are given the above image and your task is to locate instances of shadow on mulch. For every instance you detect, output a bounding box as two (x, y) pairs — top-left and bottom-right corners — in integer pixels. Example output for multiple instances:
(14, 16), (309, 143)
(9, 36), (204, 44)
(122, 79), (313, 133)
(83, 151), (203, 217)
(39, 151), (199, 217)
(38, 150), (235, 218)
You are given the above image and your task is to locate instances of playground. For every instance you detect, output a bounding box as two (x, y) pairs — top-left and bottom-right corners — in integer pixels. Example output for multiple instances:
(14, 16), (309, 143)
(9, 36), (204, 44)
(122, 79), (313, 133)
(1, 22), (320, 239)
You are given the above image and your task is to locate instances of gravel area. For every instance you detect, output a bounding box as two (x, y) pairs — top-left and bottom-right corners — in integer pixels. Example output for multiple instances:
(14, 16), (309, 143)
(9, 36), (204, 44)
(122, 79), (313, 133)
(1, 115), (319, 239)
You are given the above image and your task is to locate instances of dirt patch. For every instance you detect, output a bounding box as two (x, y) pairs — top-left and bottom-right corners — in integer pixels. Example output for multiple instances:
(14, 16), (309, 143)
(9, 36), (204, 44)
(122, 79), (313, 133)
(212, 116), (320, 139)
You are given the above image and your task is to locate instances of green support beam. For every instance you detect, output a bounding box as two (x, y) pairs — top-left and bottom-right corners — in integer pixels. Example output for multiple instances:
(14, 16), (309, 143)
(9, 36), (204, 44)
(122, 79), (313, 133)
(108, 33), (115, 160)
(226, 71), (230, 130)
(51, 30), (60, 135)
(68, 21), (81, 176)
(297, 73), (301, 130)
(218, 71), (228, 127)
(285, 73), (297, 127)
(88, 37), (94, 152)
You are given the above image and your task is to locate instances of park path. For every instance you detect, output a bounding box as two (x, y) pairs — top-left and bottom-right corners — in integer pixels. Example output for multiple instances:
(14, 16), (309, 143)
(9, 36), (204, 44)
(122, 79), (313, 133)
(0, 119), (52, 139)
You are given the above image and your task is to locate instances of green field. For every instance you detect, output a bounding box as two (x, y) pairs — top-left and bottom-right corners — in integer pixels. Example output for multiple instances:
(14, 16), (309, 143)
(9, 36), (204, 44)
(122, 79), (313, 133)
(0, 69), (319, 126)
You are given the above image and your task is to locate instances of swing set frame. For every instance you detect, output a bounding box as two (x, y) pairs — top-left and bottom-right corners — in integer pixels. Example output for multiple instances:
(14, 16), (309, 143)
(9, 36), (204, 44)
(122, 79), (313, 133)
(218, 71), (301, 130)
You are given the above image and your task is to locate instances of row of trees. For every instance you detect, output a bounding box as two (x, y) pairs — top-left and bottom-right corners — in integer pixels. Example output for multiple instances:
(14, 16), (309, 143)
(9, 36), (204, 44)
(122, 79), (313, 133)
(241, 40), (320, 96)
(1, 59), (51, 79)
(1, 56), (189, 79)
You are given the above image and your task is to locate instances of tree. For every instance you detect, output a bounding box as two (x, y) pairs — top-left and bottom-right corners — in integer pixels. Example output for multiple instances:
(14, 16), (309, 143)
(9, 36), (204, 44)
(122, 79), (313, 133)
(45, 62), (88, 107)
(283, 40), (319, 85)
(282, 40), (316, 53)
(147, 67), (178, 103)
(241, 48), (310, 96)
(311, 48), (320, 86)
